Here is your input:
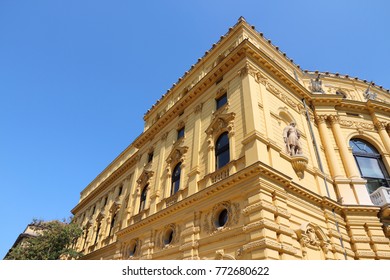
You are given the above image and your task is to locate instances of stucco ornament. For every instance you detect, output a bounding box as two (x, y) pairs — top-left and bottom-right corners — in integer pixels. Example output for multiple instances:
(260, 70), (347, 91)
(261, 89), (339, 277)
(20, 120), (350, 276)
(283, 122), (303, 156)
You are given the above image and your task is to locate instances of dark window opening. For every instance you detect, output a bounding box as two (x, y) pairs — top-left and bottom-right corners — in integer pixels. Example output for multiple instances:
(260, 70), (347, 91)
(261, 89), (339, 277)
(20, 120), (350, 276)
(148, 151), (154, 163)
(216, 93), (227, 110)
(177, 127), (185, 140)
(139, 184), (148, 212)
(215, 132), (230, 170)
(216, 208), (229, 228)
(109, 214), (117, 236)
(171, 162), (182, 195)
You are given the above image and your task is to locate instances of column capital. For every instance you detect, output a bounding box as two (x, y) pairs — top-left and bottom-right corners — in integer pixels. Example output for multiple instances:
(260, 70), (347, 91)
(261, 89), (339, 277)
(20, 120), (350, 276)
(373, 120), (388, 131)
(315, 114), (328, 124)
(194, 103), (203, 114)
(327, 115), (340, 125)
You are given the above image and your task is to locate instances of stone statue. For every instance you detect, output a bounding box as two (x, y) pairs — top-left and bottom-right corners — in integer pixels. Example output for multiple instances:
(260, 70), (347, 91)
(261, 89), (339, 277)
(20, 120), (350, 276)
(283, 122), (303, 156)
(311, 74), (323, 93)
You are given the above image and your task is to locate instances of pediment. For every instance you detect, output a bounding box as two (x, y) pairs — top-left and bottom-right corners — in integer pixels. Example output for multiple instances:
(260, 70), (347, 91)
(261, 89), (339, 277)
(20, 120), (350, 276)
(166, 145), (188, 165)
(109, 200), (121, 214)
(96, 211), (105, 223)
(136, 169), (154, 186)
(205, 112), (235, 136)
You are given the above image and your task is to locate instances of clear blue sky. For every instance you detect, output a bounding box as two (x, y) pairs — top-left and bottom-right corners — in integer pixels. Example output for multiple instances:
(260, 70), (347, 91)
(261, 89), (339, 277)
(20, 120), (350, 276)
(1, 0), (389, 258)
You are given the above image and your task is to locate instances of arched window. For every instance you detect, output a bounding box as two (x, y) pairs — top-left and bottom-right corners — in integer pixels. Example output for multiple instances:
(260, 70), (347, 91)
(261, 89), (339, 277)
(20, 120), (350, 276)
(171, 162), (181, 195)
(350, 139), (390, 193)
(139, 184), (148, 212)
(215, 132), (230, 170)
(108, 213), (117, 236)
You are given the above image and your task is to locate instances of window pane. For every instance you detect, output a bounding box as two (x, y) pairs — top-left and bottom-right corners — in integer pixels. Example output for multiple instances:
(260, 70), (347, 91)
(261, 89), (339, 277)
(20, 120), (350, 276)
(217, 150), (229, 169)
(216, 132), (230, 169)
(216, 94), (227, 110)
(356, 157), (385, 178)
(350, 139), (377, 154)
(171, 163), (181, 194)
(177, 127), (185, 139)
(366, 178), (387, 194)
(216, 133), (229, 149)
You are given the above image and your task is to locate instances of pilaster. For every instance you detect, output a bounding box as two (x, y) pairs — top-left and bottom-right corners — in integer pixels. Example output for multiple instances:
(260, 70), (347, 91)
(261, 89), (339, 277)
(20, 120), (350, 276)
(239, 62), (269, 166)
(188, 104), (202, 195)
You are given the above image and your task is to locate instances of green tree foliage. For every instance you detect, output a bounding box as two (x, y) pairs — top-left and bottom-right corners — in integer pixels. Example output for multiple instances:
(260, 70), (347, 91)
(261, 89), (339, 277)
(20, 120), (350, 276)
(5, 219), (83, 260)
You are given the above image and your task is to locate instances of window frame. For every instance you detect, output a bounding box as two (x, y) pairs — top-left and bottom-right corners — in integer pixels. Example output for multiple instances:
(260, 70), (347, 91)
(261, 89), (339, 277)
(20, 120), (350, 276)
(350, 138), (390, 193)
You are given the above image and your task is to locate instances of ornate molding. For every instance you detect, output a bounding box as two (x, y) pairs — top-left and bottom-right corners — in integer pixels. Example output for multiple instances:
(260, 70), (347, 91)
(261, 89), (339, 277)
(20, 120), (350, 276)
(166, 145), (189, 168)
(373, 120), (389, 131)
(296, 222), (330, 252)
(109, 201), (121, 214)
(266, 83), (304, 113)
(205, 112), (235, 148)
(238, 63), (268, 86)
(339, 119), (375, 131)
(161, 132), (169, 141)
(327, 115), (340, 125)
(203, 201), (240, 234)
(194, 103), (203, 114)
(314, 114), (327, 125)
(136, 169), (154, 187)
(290, 155), (309, 179)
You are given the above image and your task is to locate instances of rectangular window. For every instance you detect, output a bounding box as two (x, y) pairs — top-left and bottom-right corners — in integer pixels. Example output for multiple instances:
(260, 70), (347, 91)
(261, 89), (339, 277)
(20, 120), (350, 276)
(216, 93), (227, 110)
(177, 127), (185, 140)
(148, 151), (154, 163)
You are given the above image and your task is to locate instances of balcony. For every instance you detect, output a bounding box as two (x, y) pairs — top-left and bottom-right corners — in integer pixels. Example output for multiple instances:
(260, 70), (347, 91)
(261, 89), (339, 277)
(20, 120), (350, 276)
(370, 187), (390, 206)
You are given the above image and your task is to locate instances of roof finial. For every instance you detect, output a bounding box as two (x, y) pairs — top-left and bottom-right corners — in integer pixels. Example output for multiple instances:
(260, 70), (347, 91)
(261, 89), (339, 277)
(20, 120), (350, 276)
(238, 16), (246, 23)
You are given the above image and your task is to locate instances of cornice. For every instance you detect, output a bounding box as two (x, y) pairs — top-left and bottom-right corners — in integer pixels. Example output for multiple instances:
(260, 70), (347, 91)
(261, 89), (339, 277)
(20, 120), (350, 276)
(242, 40), (312, 101)
(304, 70), (390, 95)
(71, 152), (139, 214)
(133, 40), (249, 149)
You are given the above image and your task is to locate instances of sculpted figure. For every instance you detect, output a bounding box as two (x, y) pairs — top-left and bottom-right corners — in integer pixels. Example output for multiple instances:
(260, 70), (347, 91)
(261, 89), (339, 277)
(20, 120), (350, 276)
(311, 74), (323, 93)
(283, 122), (303, 156)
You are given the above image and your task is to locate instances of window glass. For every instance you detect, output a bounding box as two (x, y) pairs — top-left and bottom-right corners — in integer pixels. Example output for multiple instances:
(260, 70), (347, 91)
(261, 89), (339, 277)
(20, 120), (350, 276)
(177, 127), (185, 140)
(139, 185), (148, 212)
(217, 209), (228, 227)
(356, 157), (385, 178)
(350, 139), (377, 154)
(215, 132), (230, 169)
(216, 93), (227, 110)
(171, 163), (181, 195)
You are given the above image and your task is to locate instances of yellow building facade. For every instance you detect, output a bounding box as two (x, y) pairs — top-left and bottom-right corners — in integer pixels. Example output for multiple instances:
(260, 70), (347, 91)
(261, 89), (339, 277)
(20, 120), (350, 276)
(71, 17), (390, 260)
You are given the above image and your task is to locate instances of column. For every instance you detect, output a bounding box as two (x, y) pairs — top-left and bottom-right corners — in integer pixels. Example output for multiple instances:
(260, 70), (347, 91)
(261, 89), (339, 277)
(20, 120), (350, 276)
(328, 115), (371, 205)
(315, 115), (343, 178)
(328, 115), (360, 179)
